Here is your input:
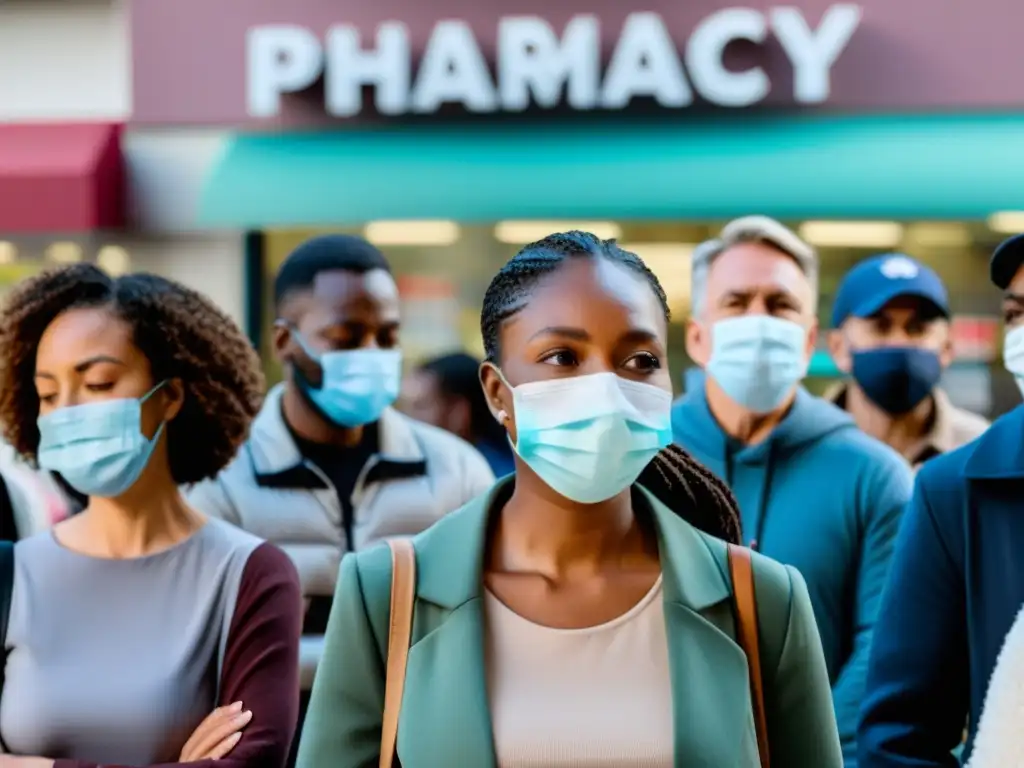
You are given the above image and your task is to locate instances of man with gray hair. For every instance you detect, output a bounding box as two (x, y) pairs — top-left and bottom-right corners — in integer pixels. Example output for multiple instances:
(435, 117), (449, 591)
(672, 216), (913, 766)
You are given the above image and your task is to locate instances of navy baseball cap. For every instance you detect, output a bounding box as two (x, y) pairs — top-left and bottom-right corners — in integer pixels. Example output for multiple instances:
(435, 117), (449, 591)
(990, 233), (1024, 290)
(831, 253), (949, 327)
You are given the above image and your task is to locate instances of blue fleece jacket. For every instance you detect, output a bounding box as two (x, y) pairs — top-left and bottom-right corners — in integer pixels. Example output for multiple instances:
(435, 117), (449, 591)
(672, 386), (913, 767)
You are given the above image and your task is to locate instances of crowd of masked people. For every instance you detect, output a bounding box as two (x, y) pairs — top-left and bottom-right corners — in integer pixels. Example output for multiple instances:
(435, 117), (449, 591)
(1, 217), (1023, 768)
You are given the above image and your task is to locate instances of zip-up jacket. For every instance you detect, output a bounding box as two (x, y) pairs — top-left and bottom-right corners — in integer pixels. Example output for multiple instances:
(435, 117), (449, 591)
(187, 384), (495, 689)
(672, 385), (913, 767)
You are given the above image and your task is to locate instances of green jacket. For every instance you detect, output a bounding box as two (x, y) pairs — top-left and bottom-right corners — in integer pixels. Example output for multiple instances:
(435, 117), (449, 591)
(296, 480), (842, 768)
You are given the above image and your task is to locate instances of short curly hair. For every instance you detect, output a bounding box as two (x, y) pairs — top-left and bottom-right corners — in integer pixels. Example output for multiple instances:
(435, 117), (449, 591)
(0, 264), (265, 485)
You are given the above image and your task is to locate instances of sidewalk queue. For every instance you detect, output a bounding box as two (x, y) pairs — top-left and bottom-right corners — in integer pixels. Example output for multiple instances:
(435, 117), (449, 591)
(671, 217), (913, 765)
(0, 226), (1020, 767)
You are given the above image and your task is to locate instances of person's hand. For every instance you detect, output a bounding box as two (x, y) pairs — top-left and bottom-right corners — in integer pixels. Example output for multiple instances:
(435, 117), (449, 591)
(179, 701), (252, 762)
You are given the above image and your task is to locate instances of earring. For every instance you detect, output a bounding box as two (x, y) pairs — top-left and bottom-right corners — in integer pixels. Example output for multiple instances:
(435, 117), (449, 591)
(497, 409), (508, 424)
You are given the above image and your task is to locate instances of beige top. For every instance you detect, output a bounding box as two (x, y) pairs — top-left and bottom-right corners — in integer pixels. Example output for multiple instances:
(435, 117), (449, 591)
(824, 384), (990, 468)
(484, 576), (674, 767)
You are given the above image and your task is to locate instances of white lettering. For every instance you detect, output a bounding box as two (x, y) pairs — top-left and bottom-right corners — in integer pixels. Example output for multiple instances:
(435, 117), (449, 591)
(686, 9), (770, 107)
(497, 15), (600, 111)
(771, 4), (862, 103)
(325, 23), (411, 117)
(244, 6), (863, 118)
(411, 20), (498, 113)
(600, 12), (691, 109)
(246, 26), (324, 118)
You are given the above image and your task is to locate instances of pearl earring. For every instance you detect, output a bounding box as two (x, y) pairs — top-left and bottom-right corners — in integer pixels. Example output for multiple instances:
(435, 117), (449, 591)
(497, 410), (508, 424)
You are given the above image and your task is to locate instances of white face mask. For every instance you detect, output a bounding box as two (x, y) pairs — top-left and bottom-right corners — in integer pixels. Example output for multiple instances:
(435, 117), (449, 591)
(1004, 325), (1024, 399)
(502, 372), (673, 504)
(705, 315), (809, 413)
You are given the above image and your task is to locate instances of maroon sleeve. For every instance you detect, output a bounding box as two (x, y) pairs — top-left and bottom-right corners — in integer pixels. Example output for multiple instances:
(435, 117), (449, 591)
(54, 542), (303, 768)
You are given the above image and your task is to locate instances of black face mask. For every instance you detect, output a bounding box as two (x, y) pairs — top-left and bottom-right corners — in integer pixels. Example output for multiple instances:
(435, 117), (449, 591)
(850, 347), (942, 414)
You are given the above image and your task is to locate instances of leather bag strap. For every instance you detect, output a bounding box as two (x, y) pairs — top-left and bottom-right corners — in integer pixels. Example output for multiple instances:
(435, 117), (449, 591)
(728, 543), (770, 768)
(380, 538), (416, 768)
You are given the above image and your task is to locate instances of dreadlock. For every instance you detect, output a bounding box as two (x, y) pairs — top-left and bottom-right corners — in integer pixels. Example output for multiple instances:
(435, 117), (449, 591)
(480, 230), (742, 544)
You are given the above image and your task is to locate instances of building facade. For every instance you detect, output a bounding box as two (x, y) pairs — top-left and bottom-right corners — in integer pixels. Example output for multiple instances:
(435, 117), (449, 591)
(3, 0), (1023, 413)
(0, 0), (248, 329)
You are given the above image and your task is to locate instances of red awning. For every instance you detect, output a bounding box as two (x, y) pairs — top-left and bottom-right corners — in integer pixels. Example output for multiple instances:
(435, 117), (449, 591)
(0, 123), (125, 233)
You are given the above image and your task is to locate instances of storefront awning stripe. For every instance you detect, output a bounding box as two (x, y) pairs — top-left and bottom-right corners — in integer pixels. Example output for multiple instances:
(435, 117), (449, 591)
(0, 123), (125, 234)
(200, 114), (1024, 226)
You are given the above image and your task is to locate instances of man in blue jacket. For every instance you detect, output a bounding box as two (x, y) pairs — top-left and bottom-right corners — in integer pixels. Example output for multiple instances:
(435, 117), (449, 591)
(672, 216), (913, 766)
(858, 232), (1024, 767)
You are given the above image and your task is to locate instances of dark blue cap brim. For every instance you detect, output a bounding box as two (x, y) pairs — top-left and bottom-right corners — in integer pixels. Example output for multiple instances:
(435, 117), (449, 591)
(849, 285), (950, 320)
(991, 233), (1024, 290)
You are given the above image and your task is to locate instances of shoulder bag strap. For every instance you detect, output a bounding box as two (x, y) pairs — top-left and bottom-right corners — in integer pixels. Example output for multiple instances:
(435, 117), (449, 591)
(728, 543), (770, 768)
(380, 538), (416, 768)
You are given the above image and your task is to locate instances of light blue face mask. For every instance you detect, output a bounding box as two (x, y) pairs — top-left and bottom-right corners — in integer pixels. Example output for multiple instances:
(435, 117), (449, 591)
(1004, 325), (1024, 399)
(293, 332), (402, 427)
(503, 371), (673, 504)
(37, 381), (168, 498)
(705, 315), (809, 413)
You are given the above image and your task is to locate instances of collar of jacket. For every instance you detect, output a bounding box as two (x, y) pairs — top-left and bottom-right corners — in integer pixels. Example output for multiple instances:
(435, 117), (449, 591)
(247, 384), (427, 484)
(412, 476), (733, 613)
(964, 405), (1024, 480)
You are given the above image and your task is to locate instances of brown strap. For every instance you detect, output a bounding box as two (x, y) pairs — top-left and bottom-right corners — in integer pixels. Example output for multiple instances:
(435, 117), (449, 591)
(380, 538), (416, 768)
(728, 543), (770, 768)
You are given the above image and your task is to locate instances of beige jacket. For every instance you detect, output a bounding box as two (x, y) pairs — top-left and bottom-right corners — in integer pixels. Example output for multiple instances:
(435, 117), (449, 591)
(186, 384), (495, 688)
(825, 383), (989, 467)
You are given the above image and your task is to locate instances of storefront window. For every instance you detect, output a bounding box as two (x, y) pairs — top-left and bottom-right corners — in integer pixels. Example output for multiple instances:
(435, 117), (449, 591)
(0, 237), (133, 303)
(0, 234), (249, 335)
(261, 220), (1013, 415)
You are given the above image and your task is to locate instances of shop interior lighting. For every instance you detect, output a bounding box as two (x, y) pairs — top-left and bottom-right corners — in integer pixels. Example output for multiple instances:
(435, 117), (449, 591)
(97, 245), (131, 276)
(363, 220), (461, 247)
(618, 242), (694, 314)
(46, 241), (83, 263)
(494, 221), (622, 244)
(903, 222), (972, 248)
(0, 242), (15, 265)
(618, 242), (696, 269)
(798, 221), (904, 248)
(988, 211), (1024, 234)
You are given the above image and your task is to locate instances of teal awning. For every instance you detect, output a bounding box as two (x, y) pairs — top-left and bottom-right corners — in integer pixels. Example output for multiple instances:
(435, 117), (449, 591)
(809, 350), (840, 378)
(200, 114), (1024, 226)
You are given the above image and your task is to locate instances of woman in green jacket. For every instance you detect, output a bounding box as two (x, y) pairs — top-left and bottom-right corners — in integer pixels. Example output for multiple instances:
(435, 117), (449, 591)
(296, 231), (842, 768)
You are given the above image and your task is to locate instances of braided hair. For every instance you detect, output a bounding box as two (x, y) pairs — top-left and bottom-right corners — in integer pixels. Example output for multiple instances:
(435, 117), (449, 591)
(480, 231), (742, 544)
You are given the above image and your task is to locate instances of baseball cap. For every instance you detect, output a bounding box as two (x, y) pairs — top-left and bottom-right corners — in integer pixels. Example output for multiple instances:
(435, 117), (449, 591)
(990, 233), (1024, 290)
(831, 253), (949, 327)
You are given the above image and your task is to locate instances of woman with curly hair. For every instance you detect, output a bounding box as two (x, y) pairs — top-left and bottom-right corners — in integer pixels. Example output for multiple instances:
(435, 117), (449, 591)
(0, 265), (301, 768)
